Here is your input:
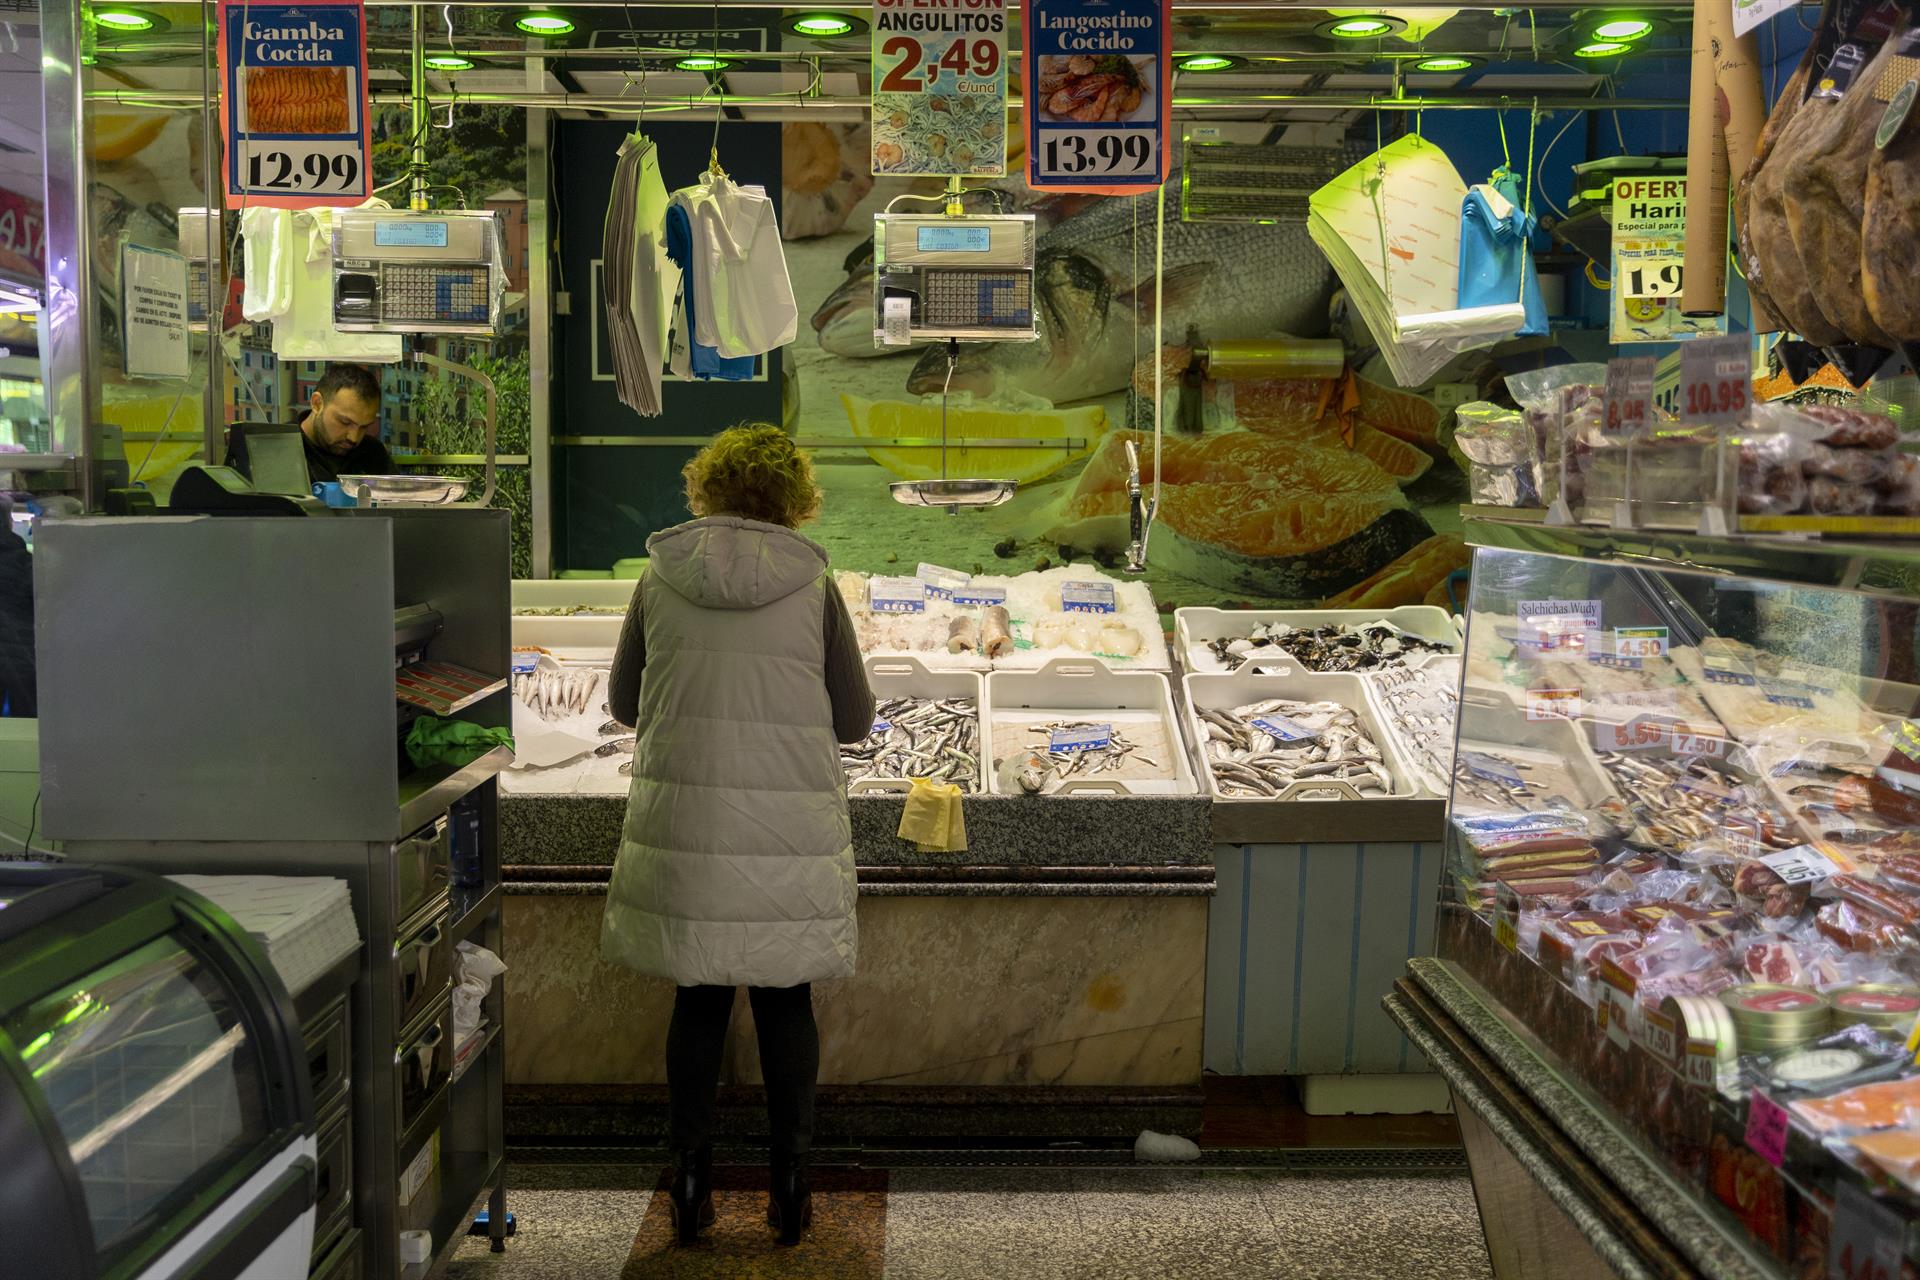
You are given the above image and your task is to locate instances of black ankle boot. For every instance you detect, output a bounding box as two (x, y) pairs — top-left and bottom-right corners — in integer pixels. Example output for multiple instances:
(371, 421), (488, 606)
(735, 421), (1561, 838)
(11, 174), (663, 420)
(768, 1152), (812, 1246)
(669, 1147), (714, 1244)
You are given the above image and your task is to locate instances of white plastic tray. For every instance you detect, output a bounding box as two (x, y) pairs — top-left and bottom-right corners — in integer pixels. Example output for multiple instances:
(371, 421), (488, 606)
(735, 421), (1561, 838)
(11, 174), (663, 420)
(849, 656), (985, 795)
(983, 658), (1198, 796)
(1175, 606), (1461, 676)
(1358, 657), (1460, 799)
(511, 578), (638, 612)
(511, 614), (624, 654)
(1450, 687), (1621, 814)
(1183, 667), (1420, 803)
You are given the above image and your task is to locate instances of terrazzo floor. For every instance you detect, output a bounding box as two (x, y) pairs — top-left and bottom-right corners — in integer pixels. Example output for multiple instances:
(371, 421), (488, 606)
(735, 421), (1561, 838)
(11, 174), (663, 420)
(443, 1161), (1494, 1280)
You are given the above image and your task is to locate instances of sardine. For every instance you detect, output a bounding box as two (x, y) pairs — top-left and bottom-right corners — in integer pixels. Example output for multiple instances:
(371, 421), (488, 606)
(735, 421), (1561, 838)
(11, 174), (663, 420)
(842, 696), (981, 792)
(594, 736), (637, 757)
(1198, 698), (1395, 800)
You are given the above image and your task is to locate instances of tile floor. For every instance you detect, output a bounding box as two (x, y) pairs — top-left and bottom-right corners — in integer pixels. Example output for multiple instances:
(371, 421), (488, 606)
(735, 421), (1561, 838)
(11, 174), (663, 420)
(443, 1161), (1494, 1280)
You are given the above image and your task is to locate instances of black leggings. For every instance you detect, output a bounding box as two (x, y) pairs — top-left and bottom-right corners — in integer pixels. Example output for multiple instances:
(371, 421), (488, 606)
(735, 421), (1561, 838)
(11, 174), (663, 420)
(667, 983), (819, 1156)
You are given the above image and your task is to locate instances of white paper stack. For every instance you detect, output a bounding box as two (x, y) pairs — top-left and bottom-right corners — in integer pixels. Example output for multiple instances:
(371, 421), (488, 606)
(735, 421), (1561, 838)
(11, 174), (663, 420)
(1308, 134), (1523, 387)
(169, 875), (361, 997)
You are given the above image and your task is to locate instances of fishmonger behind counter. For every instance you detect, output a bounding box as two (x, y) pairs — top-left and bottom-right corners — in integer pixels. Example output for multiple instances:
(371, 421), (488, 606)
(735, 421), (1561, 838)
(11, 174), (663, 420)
(226, 362), (395, 489)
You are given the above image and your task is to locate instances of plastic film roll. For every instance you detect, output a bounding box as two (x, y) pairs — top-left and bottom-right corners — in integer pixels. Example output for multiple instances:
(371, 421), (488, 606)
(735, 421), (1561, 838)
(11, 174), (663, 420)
(1205, 338), (1347, 381)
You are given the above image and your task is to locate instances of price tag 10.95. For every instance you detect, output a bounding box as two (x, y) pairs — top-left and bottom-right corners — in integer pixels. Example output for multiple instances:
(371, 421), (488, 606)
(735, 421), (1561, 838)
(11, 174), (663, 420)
(1679, 334), (1753, 428)
(1829, 1178), (1905, 1280)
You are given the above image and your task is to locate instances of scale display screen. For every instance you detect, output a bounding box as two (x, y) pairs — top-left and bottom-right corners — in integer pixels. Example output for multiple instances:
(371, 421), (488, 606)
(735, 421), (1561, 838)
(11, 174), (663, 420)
(916, 225), (991, 253)
(374, 220), (450, 249)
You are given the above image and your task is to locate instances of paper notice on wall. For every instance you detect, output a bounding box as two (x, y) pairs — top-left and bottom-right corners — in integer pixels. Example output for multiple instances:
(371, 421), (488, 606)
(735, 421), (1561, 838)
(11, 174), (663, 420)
(121, 244), (190, 380)
(1610, 176), (1726, 343)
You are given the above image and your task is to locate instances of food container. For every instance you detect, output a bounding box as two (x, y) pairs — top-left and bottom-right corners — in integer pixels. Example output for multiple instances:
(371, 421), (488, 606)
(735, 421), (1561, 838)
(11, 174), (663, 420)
(1174, 606), (1461, 676)
(509, 613), (624, 654)
(1829, 985), (1920, 1035)
(512, 577), (636, 612)
(1662, 993), (1740, 1067)
(983, 658), (1198, 796)
(847, 656), (984, 795)
(1720, 984), (1832, 1052)
(1450, 687), (1623, 815)
(339, 473), (469, 505)
(1182, 667), (1421, 803)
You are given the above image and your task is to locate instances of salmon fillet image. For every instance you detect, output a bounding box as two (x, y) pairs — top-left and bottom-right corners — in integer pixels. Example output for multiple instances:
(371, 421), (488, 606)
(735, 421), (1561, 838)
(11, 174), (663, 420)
(245, 67), (351, 134)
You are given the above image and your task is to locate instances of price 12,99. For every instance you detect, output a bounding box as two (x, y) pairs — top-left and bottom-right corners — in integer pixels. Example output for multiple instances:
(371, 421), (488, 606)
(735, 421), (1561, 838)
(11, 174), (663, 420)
(1038, 128), (1155, 179)
(239, 141), (363, 196)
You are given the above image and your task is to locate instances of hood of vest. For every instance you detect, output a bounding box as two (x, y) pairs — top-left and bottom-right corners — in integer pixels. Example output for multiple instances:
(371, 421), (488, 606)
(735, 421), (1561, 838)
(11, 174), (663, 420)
(644, 516), (827, 610)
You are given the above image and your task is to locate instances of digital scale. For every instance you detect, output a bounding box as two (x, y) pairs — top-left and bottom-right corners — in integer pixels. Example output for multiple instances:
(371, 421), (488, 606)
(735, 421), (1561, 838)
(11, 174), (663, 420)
(872, 212), (1038, 347)
(331, 209), (503, 336)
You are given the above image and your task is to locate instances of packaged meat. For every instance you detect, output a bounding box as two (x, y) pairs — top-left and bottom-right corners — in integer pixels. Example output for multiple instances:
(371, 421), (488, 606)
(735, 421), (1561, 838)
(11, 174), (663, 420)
(1807, 475), (1880, 516)
(1797, 402), (1902, 450)
(1802, 441), (1894, 484)
(1507, 364), (1605, 510)
(1829, 874), (1920, 927)
(1453, 401), (1544, 508)
(1734, 859), (1812, 919)
(1847, 1129), (1920, 1195)
(1815, 899), (1912, 954)
(1790, 1073), (1920, 1135)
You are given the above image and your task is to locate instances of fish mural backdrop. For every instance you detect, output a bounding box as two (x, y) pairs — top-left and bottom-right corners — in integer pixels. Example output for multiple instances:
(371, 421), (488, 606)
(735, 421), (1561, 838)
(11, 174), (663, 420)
(780, 123), (1474, 612)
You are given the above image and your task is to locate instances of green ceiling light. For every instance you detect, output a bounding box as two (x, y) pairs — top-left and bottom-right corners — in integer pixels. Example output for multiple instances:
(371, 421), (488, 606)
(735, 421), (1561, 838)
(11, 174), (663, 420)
(1592, 16), (1654, 40)
(425, 53), (474, 70)
(676, 54), (733, 71)
(1574, 39), (1632, 57)
(515, 12), (573, 36)
(786, 12), (864, 37)
(1413, 55), (1476, 71)
(93, 8), (156, 30)
(1176, 54), (1240, 72)
(1326, 17), (1397, 37)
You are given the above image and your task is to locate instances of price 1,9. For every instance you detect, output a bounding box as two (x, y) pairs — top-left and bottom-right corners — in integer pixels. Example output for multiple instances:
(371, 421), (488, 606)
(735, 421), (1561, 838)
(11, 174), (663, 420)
(1039, 130), (1154, 178)
(243, 147), (362, 194)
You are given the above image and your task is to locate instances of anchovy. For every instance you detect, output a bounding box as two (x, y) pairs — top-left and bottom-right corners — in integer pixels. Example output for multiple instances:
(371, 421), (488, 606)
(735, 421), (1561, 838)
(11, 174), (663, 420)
(1366, 660), (1460, 795)
(842, 697), (981, 792)
(1209, 622), (1454, 674)
(1198, 699), (1393, 799)
(594, 736), (637, 757)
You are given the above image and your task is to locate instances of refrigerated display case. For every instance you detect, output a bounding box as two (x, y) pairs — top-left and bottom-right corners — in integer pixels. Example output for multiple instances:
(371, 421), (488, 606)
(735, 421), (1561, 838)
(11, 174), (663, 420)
(1388, 518), (1920, 1277)
(0, 862), (315, 1280)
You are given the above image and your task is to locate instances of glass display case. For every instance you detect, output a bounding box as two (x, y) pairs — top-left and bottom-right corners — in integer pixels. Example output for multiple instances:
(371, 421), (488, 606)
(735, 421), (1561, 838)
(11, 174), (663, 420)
(0, 863), (315, 1280)
(1436, 521), (1920, 1272)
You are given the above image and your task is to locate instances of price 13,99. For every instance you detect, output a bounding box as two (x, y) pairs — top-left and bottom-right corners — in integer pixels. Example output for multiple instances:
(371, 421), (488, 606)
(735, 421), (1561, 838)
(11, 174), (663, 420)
(1039, 129), (1154, 179)
(241, 142), (363, 195)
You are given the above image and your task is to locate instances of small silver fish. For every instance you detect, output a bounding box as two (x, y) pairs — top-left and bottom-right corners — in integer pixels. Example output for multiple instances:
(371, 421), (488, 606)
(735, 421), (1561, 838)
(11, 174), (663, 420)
(594, 737), (637, 758)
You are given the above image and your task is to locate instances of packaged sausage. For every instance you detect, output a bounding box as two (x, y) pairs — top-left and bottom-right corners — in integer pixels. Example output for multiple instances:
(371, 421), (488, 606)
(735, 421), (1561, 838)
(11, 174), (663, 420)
(1808, 475), (1880, 515)
(1802, 441), (1894, 485)
(1795, 403), (1901, 450)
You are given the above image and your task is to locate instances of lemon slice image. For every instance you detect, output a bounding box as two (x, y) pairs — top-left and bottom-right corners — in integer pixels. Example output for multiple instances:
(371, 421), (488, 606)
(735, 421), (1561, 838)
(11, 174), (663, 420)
(91, 111), (169, 163)
(840, 393), (1106, 485)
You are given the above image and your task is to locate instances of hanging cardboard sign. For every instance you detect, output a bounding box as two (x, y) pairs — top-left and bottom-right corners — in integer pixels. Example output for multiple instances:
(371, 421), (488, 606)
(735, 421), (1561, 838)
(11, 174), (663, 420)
(1022, 0), (1171, 192)
(1609, 176), (1725, 343)
(218, 0), (372, 209)
(870, 0), (1008, 178)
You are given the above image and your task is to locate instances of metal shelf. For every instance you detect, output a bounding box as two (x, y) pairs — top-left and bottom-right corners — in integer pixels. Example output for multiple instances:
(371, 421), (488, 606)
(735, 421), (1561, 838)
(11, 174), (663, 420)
(450, 1022), (501, 1087)
(1463, 512), (1920, 599)
(449, 882), (502, 943)
(398, 746), (513, 835)
(428, 1150), (504, 1271)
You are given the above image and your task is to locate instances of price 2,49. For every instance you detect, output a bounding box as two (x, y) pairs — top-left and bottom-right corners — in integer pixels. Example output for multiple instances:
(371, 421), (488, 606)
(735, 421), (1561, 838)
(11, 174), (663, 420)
(245, 149), (362, 193)
(1684, 377), (1747, 419)
(1041, 132), (1152, 176)
(877, 35), (1001, 91)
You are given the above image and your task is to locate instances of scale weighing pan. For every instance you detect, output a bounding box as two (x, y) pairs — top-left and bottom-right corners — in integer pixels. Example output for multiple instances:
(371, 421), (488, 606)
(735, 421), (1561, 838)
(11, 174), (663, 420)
(890, 479), (1017, 508)
(339, 474), (470, 505)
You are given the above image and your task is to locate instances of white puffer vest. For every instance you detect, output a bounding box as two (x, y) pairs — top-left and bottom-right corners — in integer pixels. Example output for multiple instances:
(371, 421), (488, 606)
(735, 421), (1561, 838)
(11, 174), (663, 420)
(599, 517), (857, 988)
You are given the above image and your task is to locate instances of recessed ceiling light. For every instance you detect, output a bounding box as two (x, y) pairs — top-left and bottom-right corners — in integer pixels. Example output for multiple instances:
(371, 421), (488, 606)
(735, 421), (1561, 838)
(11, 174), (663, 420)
(1176, 54), (1241, 72)
(1320, 15), (1405, 38)
(425, 54), (474, 70)
(1413, 55), (1476, 72)
(94, 8), (156, 30)
(515, 13), (574, 36)
(676, 55), (733, 72)
(786, 13), (864, 37)
(1592, 17), (1654, 39)
(1574, 40), (1632, 57)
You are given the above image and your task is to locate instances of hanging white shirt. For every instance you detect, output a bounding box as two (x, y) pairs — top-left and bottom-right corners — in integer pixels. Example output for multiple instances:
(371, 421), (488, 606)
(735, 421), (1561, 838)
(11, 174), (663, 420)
(672, 173), (797, 359)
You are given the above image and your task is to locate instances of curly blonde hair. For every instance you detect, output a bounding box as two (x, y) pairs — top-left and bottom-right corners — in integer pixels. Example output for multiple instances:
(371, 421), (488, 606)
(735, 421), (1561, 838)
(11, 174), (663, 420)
(683, 424), (823, 528)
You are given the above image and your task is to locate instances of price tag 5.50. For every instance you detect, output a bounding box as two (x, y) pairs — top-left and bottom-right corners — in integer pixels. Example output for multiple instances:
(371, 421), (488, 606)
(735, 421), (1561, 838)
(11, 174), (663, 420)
(1037, 129), (1156, 180)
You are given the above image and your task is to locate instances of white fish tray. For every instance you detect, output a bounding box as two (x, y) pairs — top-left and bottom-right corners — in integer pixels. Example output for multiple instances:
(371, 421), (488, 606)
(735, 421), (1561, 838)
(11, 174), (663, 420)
(1182, 668), (1421, 803)
(849, 657), (985, 795)
(511, 614), (623, 655)
(511, 577), (637, 612)
(982, 658), (1198, 796)
(1358, 657), (1460, 799)
(1175, 606), (1461, 676)
(1450, 687), (1621, 815)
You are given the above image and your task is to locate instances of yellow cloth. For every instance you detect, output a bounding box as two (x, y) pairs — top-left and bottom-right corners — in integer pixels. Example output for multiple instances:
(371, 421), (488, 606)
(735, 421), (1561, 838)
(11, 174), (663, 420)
(897, 777), (967, 852)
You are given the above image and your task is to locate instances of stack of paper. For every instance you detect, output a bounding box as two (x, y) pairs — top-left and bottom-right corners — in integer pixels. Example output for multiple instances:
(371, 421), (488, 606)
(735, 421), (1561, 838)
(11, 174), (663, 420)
(601, 133), (677, 416)
(1308, 134), (1524, 387)
(170, 875), (360, 997)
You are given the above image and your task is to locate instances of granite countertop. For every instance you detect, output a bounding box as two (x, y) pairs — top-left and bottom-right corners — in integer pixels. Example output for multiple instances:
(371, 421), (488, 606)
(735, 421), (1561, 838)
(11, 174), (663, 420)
(502, 792), (1214, 870)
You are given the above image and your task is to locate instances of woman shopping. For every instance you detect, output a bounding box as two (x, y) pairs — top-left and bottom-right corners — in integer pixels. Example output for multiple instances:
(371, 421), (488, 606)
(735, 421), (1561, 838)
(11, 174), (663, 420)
(600, 424), (875, 1247)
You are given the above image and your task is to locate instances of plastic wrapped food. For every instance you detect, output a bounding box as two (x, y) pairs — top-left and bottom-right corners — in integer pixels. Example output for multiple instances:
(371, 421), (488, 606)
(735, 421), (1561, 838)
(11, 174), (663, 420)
(1796, 403), (1901, 450)
(1877, 455), (1920, 515)
(1453, 401), (1543, 507)
(1802, 441), (1893, 485)
(1808, 475), (1880, 516)
(1790, 1074), (1920, 1136)
(1507, 364), (1606, 509)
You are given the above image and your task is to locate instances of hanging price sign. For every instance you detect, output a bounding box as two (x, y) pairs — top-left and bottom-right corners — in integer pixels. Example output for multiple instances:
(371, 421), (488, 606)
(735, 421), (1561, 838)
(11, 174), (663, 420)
(218, 0), (371, 208)
(871, 0), (1008, 177)
(1609, 176), (1725, 343)
(1023, 0), (1171, 191)
(1680, 335), (1754, 427)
